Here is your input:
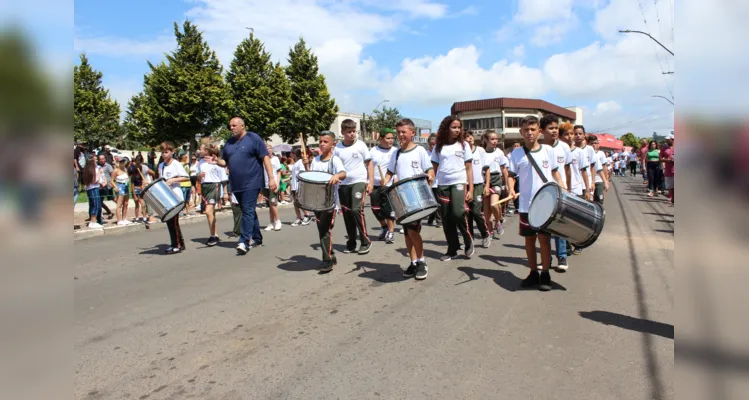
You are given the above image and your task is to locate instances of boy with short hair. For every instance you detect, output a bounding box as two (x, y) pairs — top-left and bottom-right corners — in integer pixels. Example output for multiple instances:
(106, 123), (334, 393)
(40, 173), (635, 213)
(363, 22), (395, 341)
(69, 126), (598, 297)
(508, 116), (566, 291)
(334, 119), (373, 255)
(197, 143), (226, 246)
(588, 135), (610, 204)
(367, 129), (398, 243)
(302, 131), (347, 273)
(381, 119), (435, 280)
(540, 114), (572, 271)
(158, 141), (190, 254)
(290, 149), (312, 226)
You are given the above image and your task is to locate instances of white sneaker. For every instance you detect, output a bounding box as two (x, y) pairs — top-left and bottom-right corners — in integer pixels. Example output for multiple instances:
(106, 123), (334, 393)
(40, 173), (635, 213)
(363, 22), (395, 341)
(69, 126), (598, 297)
(264, 224), (274, 231)
(301, 216), (311, 225)
(117, 220), (129, 226)
(291, 218), (302, 226)
(274, 220), (282, 231)
(236, 242), (248, 255)
(482, 235), (492, 248)
(88, 222), (103, 229)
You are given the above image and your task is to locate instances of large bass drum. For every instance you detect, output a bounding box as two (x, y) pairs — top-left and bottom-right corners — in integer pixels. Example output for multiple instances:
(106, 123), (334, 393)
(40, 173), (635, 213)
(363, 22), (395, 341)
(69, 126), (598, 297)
(296, 171), (336, 212)
(140, 178), (185, 222)
(384, 174), (439, 225)
(528, 182), (605, 249)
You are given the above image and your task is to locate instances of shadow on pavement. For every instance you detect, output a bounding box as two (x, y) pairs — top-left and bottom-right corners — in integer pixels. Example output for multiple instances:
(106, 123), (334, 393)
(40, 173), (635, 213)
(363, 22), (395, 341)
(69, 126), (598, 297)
(138, 244), (171, 255)
(309, 243), (349, 254)
(395, 247), (443, 260)
(351, 261), (407, 284)
(456, 266), (567, 292)
(479, 254), (529, 268)
(276, 255), (320, 272)
(578, 310), (674, 340)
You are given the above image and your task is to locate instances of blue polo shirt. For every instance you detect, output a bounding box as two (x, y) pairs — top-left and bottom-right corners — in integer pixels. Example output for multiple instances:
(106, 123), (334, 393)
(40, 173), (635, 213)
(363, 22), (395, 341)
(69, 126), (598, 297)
(222, 131), (268, 192)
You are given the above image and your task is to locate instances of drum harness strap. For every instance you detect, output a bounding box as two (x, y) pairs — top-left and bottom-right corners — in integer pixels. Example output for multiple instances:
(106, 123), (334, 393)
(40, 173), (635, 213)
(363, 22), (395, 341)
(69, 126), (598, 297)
(523, 146), (549, 184)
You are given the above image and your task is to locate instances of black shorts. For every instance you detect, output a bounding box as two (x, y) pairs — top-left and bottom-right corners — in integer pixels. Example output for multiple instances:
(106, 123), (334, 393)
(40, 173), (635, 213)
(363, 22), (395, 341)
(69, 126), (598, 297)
(190, 176), (197, 187)
(402, 220), (422, 235)
(488, 173), (505, 194)
(262, 188), (278, 206)
(100, 187), (114, 201)
(594, 182), (605, 204)
(519, 213), (538, 237)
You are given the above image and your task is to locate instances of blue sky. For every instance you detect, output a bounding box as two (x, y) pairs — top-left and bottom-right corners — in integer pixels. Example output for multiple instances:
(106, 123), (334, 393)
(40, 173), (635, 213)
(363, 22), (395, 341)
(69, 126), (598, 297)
(71, 0), (678, 136)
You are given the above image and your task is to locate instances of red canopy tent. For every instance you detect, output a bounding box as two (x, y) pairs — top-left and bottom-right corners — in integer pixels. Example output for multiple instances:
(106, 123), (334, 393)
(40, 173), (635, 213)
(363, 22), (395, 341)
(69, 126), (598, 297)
(593, 133), (623, 152)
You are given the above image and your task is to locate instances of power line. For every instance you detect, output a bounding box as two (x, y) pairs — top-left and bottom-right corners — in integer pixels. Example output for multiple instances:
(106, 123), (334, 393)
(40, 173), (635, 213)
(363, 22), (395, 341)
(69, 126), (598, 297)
(590, 111), (663, 134)
(634, 0), (674, 97)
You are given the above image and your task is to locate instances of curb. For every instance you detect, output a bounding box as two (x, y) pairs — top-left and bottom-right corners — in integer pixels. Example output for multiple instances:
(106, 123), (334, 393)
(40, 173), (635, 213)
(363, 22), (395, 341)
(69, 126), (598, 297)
(73, 204), (295, 242)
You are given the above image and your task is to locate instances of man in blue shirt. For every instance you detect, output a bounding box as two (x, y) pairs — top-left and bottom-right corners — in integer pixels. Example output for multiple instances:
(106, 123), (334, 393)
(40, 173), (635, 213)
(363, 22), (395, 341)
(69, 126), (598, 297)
(214, 117), (276, 254)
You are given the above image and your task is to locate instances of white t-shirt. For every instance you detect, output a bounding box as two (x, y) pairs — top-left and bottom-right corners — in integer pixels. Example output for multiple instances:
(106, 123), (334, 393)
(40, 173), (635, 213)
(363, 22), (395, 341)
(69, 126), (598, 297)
(387, 145), (432, 181)
(431, 141), (472, 186)
(291, 159), (304, 192)
(628, 151), (638, 162)
(427, 148), (438, 188)
(334, 140), (370, 185)
(619, 158), (627, 169)
(569, 147), (587, 196)
(508, 145), (558, 213)
(263, 156), (281, 189)
(484, 148), (508, 174)
(369, 145), (397, 187)
(159, 159), (189, 199)
(595, 151), (608, 183)
(310, 154), (346, 209)
(470, 145), (487, 184)
(550, 140), (572, 186)
(189, 162), (198, 177)
(198, 160), (224, 184)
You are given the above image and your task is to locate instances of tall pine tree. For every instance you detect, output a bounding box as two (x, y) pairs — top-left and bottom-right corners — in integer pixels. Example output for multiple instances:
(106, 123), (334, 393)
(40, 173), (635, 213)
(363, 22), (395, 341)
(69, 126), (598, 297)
(226, 33), (290, 140)
(122, 92), (154, 147)
(142, 21), (231, 148)
(284, 37), (338, 143)
(74, 53), (121, 148)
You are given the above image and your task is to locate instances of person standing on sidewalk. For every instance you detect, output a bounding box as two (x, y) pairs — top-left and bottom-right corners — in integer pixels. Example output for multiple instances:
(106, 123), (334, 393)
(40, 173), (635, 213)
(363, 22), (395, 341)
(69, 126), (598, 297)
(96, 155), (115, 220)
(661, 134), (674, 204)
(214, 117), (276, 255)
(82, 155), (104, 229)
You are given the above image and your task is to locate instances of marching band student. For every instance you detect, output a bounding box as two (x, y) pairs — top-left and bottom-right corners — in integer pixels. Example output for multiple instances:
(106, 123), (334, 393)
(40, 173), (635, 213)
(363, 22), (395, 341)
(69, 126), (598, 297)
(431, 115), (475, 261)
(465, 131), (491, 248)
(264, 144), (282, 231)
(481, 130), (509, 240)
(367, 129), (398, 243)
(426, 133), (442, 228)
(507, 116), (566, 291)
(588, 135), (610, 204)
(380, 119), (434, 280)
(574, 125), (596, 201)
(290, 149), (312, 226)
(302, 131), (347, 273)
(197, 143), (226, 247)
(158, 141), (190, 254)
(334, 119), (373, 255)
(540, 114), (572, 271)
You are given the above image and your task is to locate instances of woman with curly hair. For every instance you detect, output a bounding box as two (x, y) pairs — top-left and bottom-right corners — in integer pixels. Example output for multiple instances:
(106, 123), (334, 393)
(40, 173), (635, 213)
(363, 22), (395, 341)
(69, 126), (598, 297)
(430, 115), (475, 261)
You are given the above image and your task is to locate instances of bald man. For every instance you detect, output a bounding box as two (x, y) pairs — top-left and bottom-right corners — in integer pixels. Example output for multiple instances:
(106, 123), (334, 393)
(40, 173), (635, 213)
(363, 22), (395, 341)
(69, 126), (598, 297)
(213, 117), (277, 254)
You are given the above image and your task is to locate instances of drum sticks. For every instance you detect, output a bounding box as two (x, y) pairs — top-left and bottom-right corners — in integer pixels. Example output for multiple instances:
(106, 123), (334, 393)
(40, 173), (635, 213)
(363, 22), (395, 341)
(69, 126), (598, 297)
(490, 193), (519, 206)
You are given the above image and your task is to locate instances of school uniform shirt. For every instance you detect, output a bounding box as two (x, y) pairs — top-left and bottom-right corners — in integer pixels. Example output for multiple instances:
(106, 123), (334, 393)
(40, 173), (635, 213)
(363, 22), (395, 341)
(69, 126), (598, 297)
(427, 149), (438, 188)
(551, 140), (572, 185)
(470, 145), (487, 184)
(387, 145), (432, 181)
(430, 142), (472, 186)
(198, 160), (225, 184)
(595, 151), (608, 184)
(509, 145), (558, 213)
(569, 147), (588, 196)
(334, 139), (370, 185)
(310, 155), (346, 209)
(628, 152), (638, 162)
(159, 159), (189, 200)
(264, 155), (281, 189)
(484, 149), (509, 174)
(291, 159), (304, 192)
(369, 146), (398, 187)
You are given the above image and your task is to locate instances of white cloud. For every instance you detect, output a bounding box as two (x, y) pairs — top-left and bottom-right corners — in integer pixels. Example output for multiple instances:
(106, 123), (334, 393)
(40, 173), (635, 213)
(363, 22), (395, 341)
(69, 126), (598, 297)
(511, 44), (525, 59)
(594, 100), (622, 115)
(74, 35), (174, 57)
(530, 24), (573, 47)
(514, 0), (574, 24)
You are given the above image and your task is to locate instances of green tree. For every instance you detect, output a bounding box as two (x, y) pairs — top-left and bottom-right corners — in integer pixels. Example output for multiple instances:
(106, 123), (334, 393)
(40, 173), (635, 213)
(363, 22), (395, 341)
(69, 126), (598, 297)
(362, 105), (403, 139)
(121, 92), (154, 147)
(619, 132), (640, 149)
(142, 21), (231, 150)
(284, 37), (338, 143)
(74, 53), (121, 148)
(267, 62), (292, 137)
(226, 33), (274, 139)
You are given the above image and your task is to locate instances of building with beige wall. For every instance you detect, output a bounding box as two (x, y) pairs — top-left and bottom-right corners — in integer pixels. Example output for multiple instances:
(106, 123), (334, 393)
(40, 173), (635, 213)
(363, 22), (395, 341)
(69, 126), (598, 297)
(451, 97), (583, 149)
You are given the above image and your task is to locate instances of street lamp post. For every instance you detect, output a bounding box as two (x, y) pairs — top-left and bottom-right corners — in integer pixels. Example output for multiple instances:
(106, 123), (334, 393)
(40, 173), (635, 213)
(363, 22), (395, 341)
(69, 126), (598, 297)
(362, 99), (390, 142)
(618, 30), (674, 56)
(651, 95), (674, 105)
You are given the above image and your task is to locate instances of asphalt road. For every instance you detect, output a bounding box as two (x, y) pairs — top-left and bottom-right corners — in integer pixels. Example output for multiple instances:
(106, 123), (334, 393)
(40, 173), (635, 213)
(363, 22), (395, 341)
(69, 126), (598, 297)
(75, 176), (674, 400)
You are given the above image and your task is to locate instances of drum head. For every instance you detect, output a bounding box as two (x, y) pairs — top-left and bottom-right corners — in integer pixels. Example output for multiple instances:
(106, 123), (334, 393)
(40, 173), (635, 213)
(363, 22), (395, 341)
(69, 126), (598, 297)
(528, 184), (560, 229)
(385, 174), (427, 195)
(160, 202), (186, 222)
(299, 171), (332, 183)
(397, 205), (439, 225)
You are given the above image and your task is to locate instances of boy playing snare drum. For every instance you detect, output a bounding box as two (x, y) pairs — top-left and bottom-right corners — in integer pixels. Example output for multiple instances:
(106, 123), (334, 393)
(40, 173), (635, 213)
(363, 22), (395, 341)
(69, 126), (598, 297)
(380, 119), (434, 280)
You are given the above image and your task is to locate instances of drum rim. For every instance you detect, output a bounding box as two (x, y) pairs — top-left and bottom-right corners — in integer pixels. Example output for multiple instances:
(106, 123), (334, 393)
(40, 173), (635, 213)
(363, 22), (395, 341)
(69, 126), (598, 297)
(298, 204), (336, 212)
(142, 177), (167, 194)
(383, 174), (428, 195)
(158, 201), (186, 222)
(528, 182), (562, 231)
(395, 204), (439, 225)
(570, 207), (606, 249)
(298, 171), (333, 184)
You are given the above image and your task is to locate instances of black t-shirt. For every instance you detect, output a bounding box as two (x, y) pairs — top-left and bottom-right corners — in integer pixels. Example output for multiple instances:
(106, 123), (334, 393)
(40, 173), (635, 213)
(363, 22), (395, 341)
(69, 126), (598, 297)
(128, 164), (144, 186)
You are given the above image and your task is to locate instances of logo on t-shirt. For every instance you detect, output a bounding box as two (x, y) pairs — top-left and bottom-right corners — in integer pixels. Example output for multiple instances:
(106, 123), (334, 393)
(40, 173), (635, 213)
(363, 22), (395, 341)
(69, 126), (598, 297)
(352, 153), (360, 159)
(411, 160), (419, 169)
(557, 156), (565, 164)
(542, 160), (549, 168)
(473, 158), (481, 165)
(455, 151), (464, 159)
(572, 158), (578, 165)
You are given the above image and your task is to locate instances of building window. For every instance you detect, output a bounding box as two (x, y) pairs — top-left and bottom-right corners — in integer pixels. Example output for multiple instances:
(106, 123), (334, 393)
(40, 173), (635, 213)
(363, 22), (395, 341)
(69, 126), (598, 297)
(505, 117), (522, 128)
(463, 118), (496, 131)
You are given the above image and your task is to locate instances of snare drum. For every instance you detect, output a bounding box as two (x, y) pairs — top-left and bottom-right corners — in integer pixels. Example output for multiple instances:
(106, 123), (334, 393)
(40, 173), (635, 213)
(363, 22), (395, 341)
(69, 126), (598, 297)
(528, 182), (605, 248)
(140, 178), (186, 222)
(296, 171), (336, 212)
(384, 175), (439, 225)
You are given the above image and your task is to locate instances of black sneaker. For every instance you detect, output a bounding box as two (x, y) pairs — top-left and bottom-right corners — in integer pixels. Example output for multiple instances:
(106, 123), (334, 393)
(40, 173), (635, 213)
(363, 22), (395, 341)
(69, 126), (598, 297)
(206, 236), (220, 247)
(385, 232), (395, 244)
(343, 247), (356, 254)
(556, 257), (568, 272)
(520, 271), (540, 288)
(403, 263), (417, 278)
(464, 241), (475, 259)
(378, 228), (387, 241)
(415, 261), (428, 280)
(319, 261), (334, 273)
(357, 242), (372, 255)
(539, 271), (553, 291)
(440, 253), (457, 262)
(166, 246), (182, 255)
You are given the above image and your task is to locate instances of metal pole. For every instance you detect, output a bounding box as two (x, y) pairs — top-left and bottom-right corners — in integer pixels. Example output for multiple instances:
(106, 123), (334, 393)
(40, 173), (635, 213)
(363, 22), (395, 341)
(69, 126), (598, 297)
(651, 95), (674, 105)
(618, 30), (674, 56)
